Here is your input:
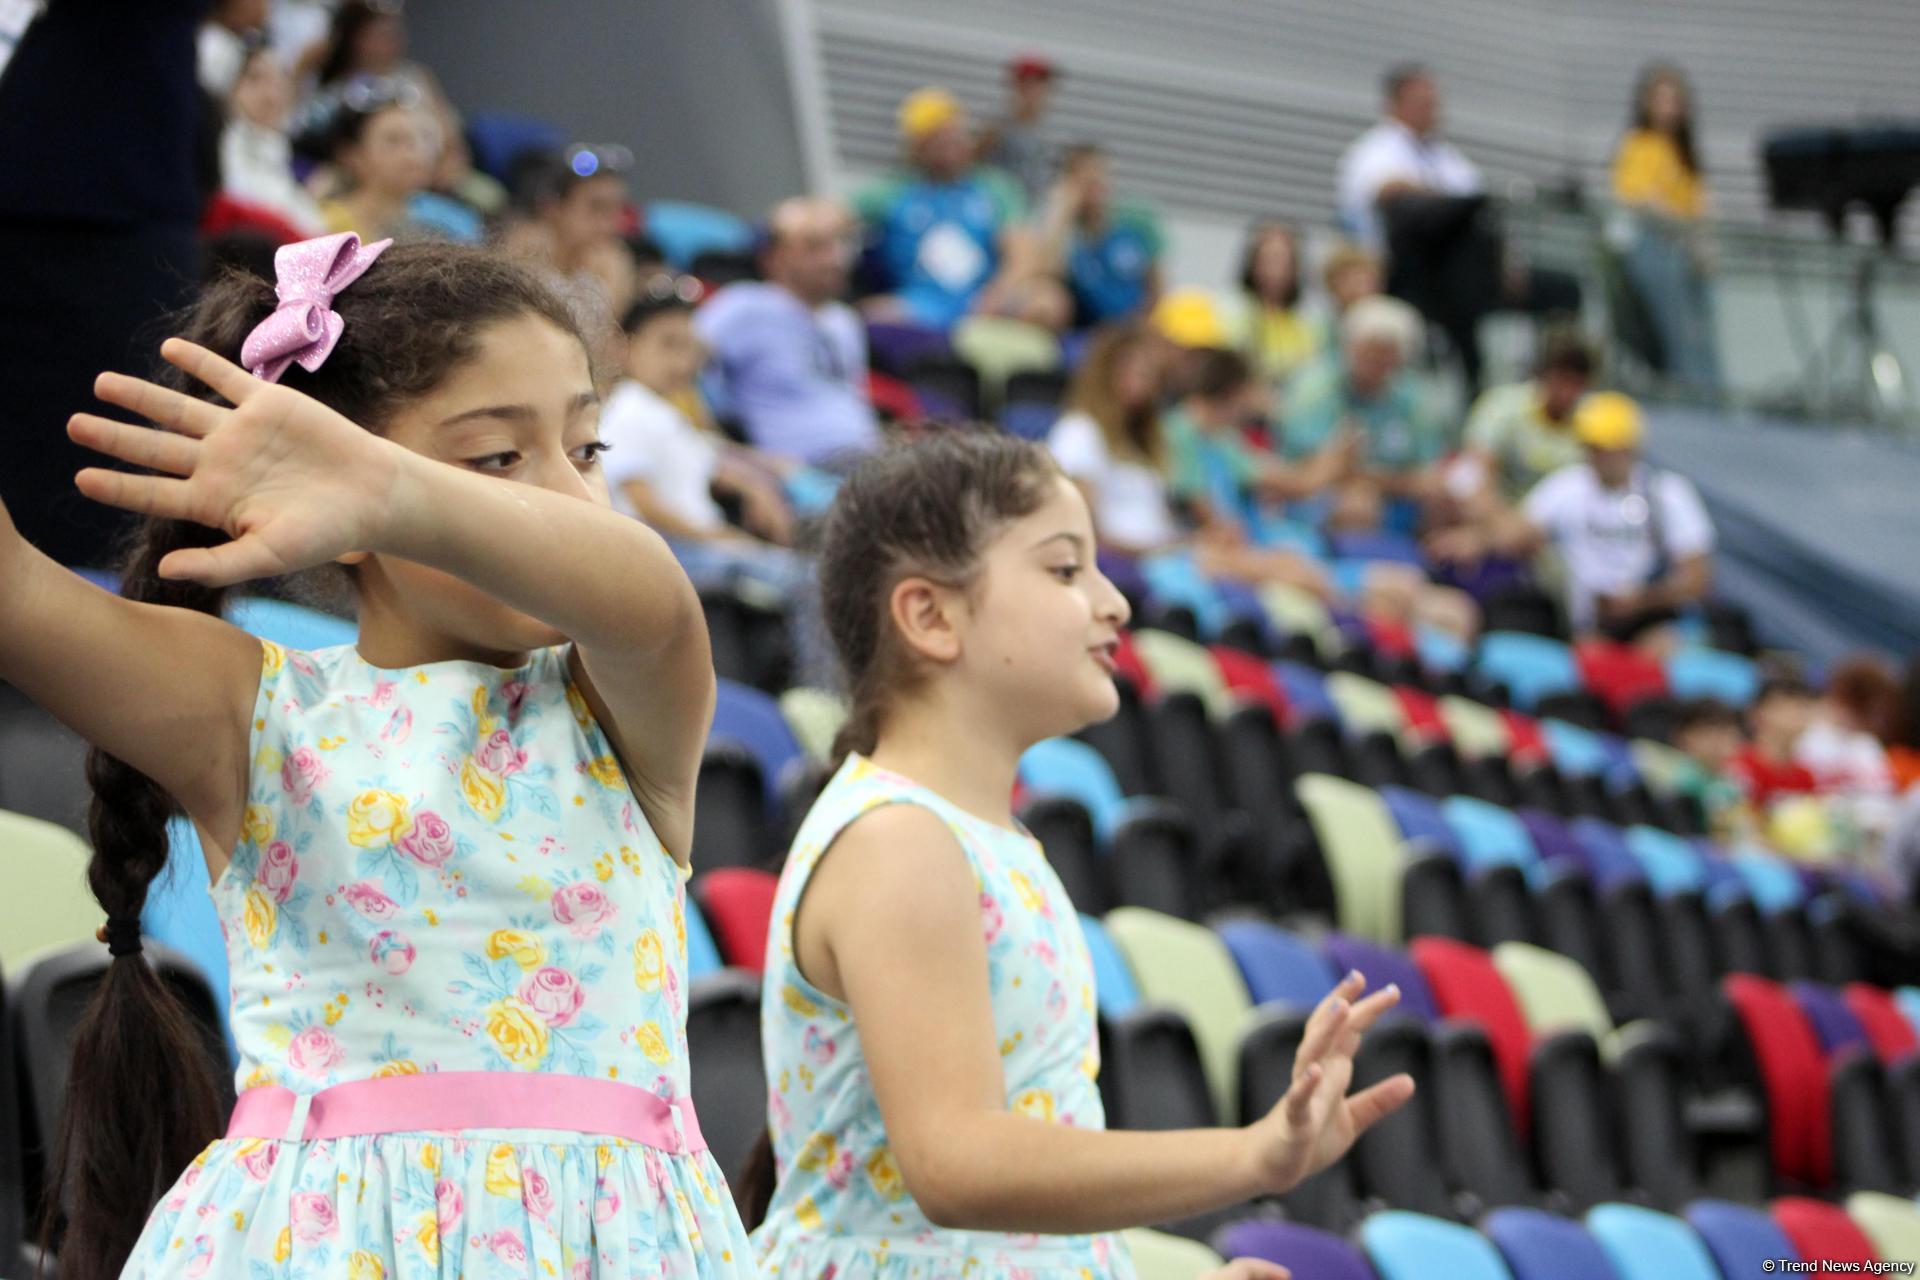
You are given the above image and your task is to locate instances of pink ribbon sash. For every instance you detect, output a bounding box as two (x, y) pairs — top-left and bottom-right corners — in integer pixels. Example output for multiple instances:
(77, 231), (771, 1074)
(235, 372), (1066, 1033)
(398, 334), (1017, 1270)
(226, 1071), (706, 1154)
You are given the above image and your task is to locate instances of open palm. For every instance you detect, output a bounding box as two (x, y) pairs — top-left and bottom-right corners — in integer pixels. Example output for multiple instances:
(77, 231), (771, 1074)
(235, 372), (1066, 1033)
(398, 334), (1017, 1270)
(68, 339), (401, 585)
(1250, 971), (1415, 1193)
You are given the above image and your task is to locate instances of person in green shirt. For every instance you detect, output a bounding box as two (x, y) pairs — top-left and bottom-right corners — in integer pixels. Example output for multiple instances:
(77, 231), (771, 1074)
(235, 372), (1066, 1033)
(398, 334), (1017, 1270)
(1453, 329), (1595, 512)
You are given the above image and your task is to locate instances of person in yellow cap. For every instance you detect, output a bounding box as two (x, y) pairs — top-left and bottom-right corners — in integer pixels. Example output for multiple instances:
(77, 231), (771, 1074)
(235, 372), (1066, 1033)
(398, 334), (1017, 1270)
(1432, 390), (1717, 640)
(852, 87), (1070, 335)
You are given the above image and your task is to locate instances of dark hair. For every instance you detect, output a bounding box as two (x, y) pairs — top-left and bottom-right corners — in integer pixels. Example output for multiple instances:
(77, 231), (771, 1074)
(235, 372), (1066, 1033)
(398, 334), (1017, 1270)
(1536, 328), (1597, 379)
(818, 431), (1062, 762)
(1237, 219), (1303, 308)
(47, 242), (583, 1280)
(1189, 348), (1255, 401)
(1826, 655), (1901, 743)
(1755, 674), (1815, 707)
(1061, 142), (1104, 171)
(1383, 62), (1430, 102)
(1674, 696), (1741, 736)
(1631, 62), (1701, 176)
(318, 0), (400, 88)
(620, 291), (692, 337)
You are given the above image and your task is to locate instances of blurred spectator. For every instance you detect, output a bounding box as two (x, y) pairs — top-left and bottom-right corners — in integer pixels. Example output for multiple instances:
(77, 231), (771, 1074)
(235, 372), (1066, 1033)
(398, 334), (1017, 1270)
(1450, 329), (1596, 510)
(1281, 296), (1440, 533)
(318, 82), (478, 244)
(1042, 143), (1164, 328)
(1612, 63), (1721, 396)
(501, 144), (637, 320)
(1797, 656), (1900, 799)
(696, 196), (881, 470)
(317, 1), (450, 149)
(1322, 242), (1385, 320)
(1671, 698), (1752, 838)
(980, 54), (1061, 209)
(221, 44), (325, 235)
(854, 87), (1068, 333)
(199, 0), (266, 96)
(1730, 676), (1820, 809)
(1442, 392), (1714, 638)
(1338, 63), (1578, 390)
(1227, 220), (1323, 388)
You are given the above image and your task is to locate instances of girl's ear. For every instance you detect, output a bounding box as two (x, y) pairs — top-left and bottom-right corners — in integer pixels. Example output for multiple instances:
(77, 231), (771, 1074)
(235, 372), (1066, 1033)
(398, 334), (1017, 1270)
(887, 575), (963, 667)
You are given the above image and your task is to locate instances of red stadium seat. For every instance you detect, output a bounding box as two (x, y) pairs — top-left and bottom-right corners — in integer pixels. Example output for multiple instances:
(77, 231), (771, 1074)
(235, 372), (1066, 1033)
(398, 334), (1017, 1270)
(1771, 1196), (1878, 1264)
(1844, 983), (1920, 1064)
(1392, 686), (1449, 745)
(1724, 975), (1832, 1187)
(1498, 711), (1551, 769)
(1112, 631), (1156, 699)
(1211, 645), (1290, 725)
(692, 868), (780, 974)
(1410, 937), (1532, 1133)
(1575, 640), (1669, 718)
(1364, 615), (1417, 661)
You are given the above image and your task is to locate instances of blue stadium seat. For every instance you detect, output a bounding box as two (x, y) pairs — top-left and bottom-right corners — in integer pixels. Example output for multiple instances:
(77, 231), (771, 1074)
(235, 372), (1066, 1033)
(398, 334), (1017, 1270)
(645, 200), (755, 269)
(1624, 824), (1708, 896)
(1542, 718), (1613, 779)
(685, 894), (723, 980)
(1003, 400), (1059, 441)
(1328, 528), (1425, 566)
(1216, 920), (1339, 1010)
(1898, 987), (1920, 1044)
(1585, 1204), (1721, 1280)
(465, 111), (566, 182)
(1380, 786), (1464, 859)
(1080, 913), (1140, 1018)
(1362, 1211), (1516, 1280)
(1732, 848), (1807, 913)
(1212, 1219), (1374, 1280)
(1570, 818), (1648, 892)
(1141, 553), (1231, 638)
(1477, 632), (1580, 710)
(1019, 737), (1127, 841)
(1442, 795), (1539, 872)
(1483, 1207), (1620, 1280)
(1790, 980), (1870, 1056)
(1665, 649), (1760, 708)
(1684, 1200), (1802, 1277)
(1274, 662), (1337, 724)
(711, 678), (805, 806)
(1417, 624), (1470, 674)
(1321, 933), (1439, 1023)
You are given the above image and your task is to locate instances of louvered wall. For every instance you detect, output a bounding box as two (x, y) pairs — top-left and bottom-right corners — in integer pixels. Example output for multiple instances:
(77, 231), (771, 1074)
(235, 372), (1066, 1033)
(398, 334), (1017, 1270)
(810, 0), (1920, 234)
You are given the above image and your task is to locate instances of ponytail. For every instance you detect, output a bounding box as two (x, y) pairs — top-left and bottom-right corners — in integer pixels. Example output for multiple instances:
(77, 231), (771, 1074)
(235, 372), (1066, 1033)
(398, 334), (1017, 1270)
(41, 520), (234, 1279)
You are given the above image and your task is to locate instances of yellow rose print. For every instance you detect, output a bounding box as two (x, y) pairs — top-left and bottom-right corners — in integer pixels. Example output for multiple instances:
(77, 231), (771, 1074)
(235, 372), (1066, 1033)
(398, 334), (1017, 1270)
(484, 1144), (522, 1196)
(865, 1147), (907, 1201)
(273, 1228), (291, 1264)
(416, 1213), (439, 1263)
(345, 789), (411, 847)
(373, 1059), (420, 1078)
(794, 1196), (822, 1229)
(459, 758), (506, 822)
(632, 930), (665, 992)
(420, 1144), (440, 1175)
(1012, 1088), (1055, 1122)
(486, 929), (546, 971)
(1009, 869), (1045, 914)
(794, 1132), (837, 1172)
(471, 685), (497, 734)
(636, 1021), (672, 1064)
(261, 641), (286, 675)
(242, 888), (277, 949)
(348, 1251), (386, 1280)
(253, 745), (283, 775)
(781, 984), (819, 1017)
(240, 803), (275, 848)
(584, 754), (625, 789)
(485, 998), (550, 1069)
(565, 682), (593, 730)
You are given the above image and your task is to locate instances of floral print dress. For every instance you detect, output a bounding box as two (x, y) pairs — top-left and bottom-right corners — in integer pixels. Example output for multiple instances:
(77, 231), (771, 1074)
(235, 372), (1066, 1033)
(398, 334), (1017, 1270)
(125, 642), (754, 1279)
(754, 755), (1136, 1279)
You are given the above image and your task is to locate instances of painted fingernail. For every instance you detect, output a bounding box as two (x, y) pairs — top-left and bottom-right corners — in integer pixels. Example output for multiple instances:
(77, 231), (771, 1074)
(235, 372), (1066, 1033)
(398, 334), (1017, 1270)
(1386, 983), (1400, 996)
(1347, 968), (1362, 984)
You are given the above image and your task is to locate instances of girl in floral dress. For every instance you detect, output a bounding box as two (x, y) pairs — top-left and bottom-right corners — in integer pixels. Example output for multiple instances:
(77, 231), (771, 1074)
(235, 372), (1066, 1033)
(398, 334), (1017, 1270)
(0, 234), (753, 1278)
(748, 432), (1416, 1279)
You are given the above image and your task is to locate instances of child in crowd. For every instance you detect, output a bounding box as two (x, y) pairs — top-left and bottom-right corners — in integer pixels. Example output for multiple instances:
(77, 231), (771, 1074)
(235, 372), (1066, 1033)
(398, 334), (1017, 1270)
(1671, 697), (1752, 841)
(748, 431), (1412, 1278)
(2, 234), (752, 1278)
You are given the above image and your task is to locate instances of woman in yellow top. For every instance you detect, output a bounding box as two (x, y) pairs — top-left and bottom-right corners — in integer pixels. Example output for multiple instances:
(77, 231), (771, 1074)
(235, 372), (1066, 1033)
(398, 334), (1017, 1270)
(1611, 63), (1721, 396)
(1230, 221), (1324, 391)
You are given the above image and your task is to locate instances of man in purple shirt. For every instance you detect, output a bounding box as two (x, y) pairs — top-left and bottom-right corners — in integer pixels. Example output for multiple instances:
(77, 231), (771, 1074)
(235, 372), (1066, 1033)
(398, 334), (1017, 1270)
(696, 196), (881, 470)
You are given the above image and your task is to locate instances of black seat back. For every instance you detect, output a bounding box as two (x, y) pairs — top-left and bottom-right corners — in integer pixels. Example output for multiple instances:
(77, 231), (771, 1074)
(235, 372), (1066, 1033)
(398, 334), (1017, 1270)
(1101, 1007), (1217, 1130)
(1830, 1049), (1909, 1193)
(1110, 804), (1204, 921)
(1019, 796), (1110, 914)
(1076, 680), (1158, 797)
(693, 744), (773, 871)
(685, 969), (768, 1186)
(1237, 1006), (1364, 1230)
(1530, 1030), (1622, 1210)
(1350, 1019), (1456, 1218)
(1432, 1021), (1536, 1214)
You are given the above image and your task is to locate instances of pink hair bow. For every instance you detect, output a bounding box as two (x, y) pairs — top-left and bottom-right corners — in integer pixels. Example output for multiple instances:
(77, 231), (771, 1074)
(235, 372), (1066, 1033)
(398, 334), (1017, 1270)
(239, 232), (394, 383)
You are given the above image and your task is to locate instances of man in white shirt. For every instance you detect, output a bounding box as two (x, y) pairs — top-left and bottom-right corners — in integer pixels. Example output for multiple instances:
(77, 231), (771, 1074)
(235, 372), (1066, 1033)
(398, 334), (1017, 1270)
(1336, 64), (1483, 254)
(1434, 392), (1715, 638)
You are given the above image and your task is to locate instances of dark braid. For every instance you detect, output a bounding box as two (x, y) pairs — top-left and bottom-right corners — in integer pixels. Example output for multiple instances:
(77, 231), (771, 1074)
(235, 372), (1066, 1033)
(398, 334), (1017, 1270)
(45, 242), (586, 1280)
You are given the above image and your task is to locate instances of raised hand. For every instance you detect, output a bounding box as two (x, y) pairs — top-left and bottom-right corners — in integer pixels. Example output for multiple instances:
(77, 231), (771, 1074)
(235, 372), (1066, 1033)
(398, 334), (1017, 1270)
(68, 338), (404, 586)
(1245, 970), (1414, 1194)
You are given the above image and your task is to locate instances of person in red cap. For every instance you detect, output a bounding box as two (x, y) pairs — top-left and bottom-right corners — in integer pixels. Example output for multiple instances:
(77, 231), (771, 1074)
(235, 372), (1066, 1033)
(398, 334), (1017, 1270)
(981, 53), (1061, 209)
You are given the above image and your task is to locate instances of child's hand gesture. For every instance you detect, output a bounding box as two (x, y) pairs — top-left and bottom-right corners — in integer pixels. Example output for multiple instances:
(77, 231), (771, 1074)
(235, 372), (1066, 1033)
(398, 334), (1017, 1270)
(1244, 971), (1414, 1195)
(68, 338), (402, 585)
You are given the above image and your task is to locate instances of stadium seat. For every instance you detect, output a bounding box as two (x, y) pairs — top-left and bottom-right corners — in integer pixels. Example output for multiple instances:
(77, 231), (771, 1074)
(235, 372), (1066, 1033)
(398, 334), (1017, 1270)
(1100, 1006), (1217, 1130)
(1132, 629), (1233, 717)
(1295, 774), (1404, 943)
(1723, 974), (1832, 1187)
(903, 353), (983, 419)
(684, 893), (723, 980)
(1575, 640), (1669, 719)
(0, 692), (89, 834)
(1002, 399), (1059, 441)
(1326, 672), (1408, 740)
(1542, 718), (1616, 780)
(693, 742), (774, 870)
(1121, 1227), (1225, 1279)
(1273, 661), (1337, 726)
(863, 320), (950, 376)
(1845, 1190), (1920, 1260)
(1684, 1200), (1802, 1277)
(1441, 694), (1513, 760)
(1211, 1218), (1374, 1279)
(1105, 908), (1251, 1120)
(1020, 737), (1128, 842)
(684, 969), (765, 1184)
(1380, 785), (1464, 859)
(1209, 647), (1290, 724)
(1411, 937), (1532, 1131)
(1570, 818), (1647, 892)
(1257, 583), (1340, 658)
(1321, 933), (1440, 1023)
(1846, 982), (1920, 1062)
(1493, 942), (1613, 1044)
(1005, 367), (1070, 412)
(1478, 632), (1580, 710)
(1483, 1206), (1619, 1280)
(1079, 913), (1140, 1018)
(0, 960), (24, 1276)
(464, 110), (565, 182)
(1140, 556), (1231, 640)
(1771, 1196), (1878, 1263)
(1625, 824), (1708, 896)
(1021, 793), (1110, 914)
(1794, 980), (1871, 1057)
(1362, 1211), (1516, 1280)
(951, 314), (1059, 394)
(778, 687), (846, 765)
(643, 200), (755, 268)
(691, 868), (779, 974)
(1217, 920), (1338, 1011)
(711, 679), (804, 807)
(0, 808), (99, 970)
(1442, 796), (1539, 874)
(1665, 648), (1760, 708)
(1585, 1204), (1721, 1280)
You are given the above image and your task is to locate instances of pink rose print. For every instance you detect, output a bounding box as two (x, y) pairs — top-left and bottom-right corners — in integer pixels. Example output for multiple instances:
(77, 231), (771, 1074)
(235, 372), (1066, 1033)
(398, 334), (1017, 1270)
(287, 1025), (346, 1079)
(238, 1141), (279, 1181)
(980, 893), (1005, 944)
(369, 930), (416, 975)
(518, 967), (585, 1027)
(280, 748), (331, 806)
(802, 1026), (836, 1066)
(288, 652), (318, 676)
(592, 1192), (620, 1225)
(367, 679), (396, 708)
(551, 883), (616, 937)
(185, 1237), (214, 1278)
(572, 1262), (592, 1280)
(343, 881), (399, 922)
(501, 680), (530, 714)
(289, 1191), (339, 1242)
(488, 1229), (528, 1265)
(393, 809), (455, 867)
(382, 706), (412, 744)
(258, 841), (300, 903)
(520, 1167), (554, 1220)
(435, 1179), (463, 1235)
(475, 728), (527, 778)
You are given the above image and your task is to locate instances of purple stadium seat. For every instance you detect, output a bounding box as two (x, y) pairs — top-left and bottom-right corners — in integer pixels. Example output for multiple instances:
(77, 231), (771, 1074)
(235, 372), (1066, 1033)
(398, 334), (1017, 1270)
(1213, 1219), (1374, 1280)
(1790, 981), (1870, 1057)
(1570, 818), (1646, 892)
(1518, 809), (1587, 875)
(1685, 1200), (1802, 1277)
(1321, 933), (1439, 1023)
(1381, 786), (1465, 860)
(863, 321), (950, 375)
(1484, 1207), (1620, 1280)
(1217, 921), (1340, 1010)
